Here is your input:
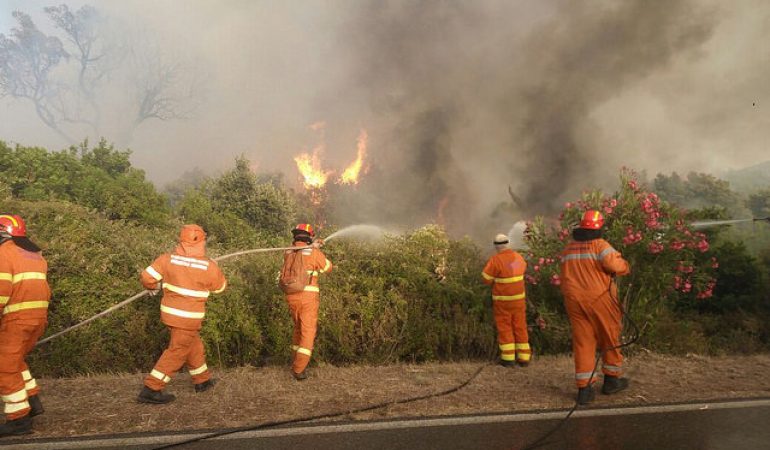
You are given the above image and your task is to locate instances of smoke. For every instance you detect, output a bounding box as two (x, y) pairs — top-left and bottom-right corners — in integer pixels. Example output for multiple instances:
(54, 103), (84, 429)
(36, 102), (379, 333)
(329, 0), (719, 236)
(1, 0), (768, 241)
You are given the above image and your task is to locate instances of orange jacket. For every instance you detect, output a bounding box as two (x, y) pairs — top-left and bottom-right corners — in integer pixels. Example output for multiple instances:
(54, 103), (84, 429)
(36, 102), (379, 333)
(141, 250), (226, 331)
(0, 240), (50, 322)
(482, 249), (527, 301)
(559, 238), (630, 301)
(285, 242), (333, 300)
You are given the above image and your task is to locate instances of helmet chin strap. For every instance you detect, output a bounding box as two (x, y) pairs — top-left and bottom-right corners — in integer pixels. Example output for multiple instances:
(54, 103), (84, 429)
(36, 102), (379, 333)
(0, 233), (10, 245)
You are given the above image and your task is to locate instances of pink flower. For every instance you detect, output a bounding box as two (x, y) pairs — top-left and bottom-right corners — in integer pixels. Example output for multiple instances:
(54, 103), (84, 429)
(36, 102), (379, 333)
(610, 199), (618, 208)
(648, 242), (664, 254)
(565, 202), (573, 209)
(533, 265), (540, 272)
(525, 274), (538, 285)
(697, 240), (709, 252)
(538, 258), (545, 265)
(550, 274), (561, 286)
(673, 276), (681, 289)
(711, 257), (719, 269)
(670, 241), (685, 251)
(604, 206), (613, 214)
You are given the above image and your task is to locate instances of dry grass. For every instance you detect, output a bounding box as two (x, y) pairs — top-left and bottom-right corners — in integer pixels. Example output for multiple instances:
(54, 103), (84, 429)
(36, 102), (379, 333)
(20, 352), (770, 440)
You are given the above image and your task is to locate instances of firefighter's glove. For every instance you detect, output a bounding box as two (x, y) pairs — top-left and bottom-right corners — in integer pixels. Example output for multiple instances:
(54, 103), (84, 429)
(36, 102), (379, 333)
(148, 282), (162, 296)
(312, 238), (324, 248)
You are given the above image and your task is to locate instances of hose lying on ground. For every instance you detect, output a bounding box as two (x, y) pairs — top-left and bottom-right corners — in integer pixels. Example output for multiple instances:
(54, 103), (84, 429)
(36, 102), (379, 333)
(153, 363), (490, 449)
(518, 276), (641, 450)
(36, 244), (310, 347)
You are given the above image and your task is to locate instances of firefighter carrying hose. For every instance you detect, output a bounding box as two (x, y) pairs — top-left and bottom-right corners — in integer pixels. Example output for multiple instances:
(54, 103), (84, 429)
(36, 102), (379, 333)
(559, 210), (631, 405)
(0, 214), (50, 436)
(280, 224), (332, 380)
(137, 225), (227, 404)
(482, 234), (531, 367)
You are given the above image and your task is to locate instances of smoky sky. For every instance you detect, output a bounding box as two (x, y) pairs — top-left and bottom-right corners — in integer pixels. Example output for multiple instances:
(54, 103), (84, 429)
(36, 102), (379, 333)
(1, 0), (768, 239)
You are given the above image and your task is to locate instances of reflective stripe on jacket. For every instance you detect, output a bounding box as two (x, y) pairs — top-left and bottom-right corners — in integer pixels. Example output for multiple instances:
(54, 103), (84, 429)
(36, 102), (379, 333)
(482, 249), (527, 301)
(140, 253), (227, 330)
(559, 238), (630, 301)
(0, 241), (51, 321)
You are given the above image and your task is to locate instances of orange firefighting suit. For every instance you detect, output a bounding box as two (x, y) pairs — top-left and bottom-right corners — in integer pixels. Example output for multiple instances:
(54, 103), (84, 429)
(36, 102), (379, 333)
(285, 242), (332, 375)
(140, 225), (226, 391)
(559, 237), (630, 387)
(482, 249), (531, 364)
(0, 240), (50, 420)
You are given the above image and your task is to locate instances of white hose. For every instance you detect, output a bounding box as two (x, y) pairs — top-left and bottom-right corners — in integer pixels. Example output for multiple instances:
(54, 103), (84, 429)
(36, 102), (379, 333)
(36, 244), (311, 346)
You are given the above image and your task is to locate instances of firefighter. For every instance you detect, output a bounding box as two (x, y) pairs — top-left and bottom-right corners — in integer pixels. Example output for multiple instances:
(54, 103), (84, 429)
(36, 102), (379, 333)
(482, 233), (531, 367)
(285, 224), (332, 380)
(559, 210), (630, 405)
(137, 225), (227, 404)
(0, 214), (50, 436)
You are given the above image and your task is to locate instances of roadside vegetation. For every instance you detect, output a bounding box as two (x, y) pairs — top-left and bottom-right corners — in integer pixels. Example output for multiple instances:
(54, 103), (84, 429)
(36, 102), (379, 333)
(1, 140), (768, 377)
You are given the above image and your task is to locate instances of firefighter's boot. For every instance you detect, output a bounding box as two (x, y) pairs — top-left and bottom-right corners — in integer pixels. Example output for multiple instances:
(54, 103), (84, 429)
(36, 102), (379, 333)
(137, 386), (176, 404)
(293, 370), (308, 381)
(601, 375), (629, 395)
(0, 415), (32, 437)
(28, 395), (44, 417)
(577, 385), (595, 405)
(194, 379), (216, 393)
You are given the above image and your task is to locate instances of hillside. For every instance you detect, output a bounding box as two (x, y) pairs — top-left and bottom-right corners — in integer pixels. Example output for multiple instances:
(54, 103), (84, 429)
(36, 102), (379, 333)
(724, 160), (770, 192)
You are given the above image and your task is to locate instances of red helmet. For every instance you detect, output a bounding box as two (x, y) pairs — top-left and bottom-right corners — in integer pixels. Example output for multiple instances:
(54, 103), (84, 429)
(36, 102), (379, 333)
(0, 214), (27, 237)
(580, 210), (604, 229)
(292, 223), (315, 237)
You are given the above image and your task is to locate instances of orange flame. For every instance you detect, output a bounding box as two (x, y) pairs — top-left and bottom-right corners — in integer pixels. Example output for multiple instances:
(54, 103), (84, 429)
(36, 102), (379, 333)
(294, 145), (331, 189)
(338, 130), (368, 185)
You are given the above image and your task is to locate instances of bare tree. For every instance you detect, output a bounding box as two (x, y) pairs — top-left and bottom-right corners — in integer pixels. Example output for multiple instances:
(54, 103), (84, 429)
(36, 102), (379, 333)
(0, 11), (72, 142)
(45, 5), (108, 99)
(128, 36), (203, 137)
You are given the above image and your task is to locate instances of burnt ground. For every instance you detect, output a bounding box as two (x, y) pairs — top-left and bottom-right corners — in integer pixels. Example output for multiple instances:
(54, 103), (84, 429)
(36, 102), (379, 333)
(16, 352), (770, 440)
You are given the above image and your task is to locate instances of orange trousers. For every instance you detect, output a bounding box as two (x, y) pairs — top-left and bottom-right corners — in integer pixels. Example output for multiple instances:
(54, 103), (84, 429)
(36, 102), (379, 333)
(0, 320), (46, 420)
(493, 301), (531, 363)
(144, 327), (211, 391)
(287, 295), (319, 374)
(564, 292), (623, 388)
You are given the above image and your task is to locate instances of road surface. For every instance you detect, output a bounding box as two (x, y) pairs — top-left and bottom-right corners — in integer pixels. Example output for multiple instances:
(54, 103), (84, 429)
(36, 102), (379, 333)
(4, 398), (770, 450)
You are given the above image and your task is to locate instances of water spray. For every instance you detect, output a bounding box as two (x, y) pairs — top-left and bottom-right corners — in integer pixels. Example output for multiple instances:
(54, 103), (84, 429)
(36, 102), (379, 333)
(691, 217), (770, 229)
(36, 224), (387, 346)
(506, 220), (529, 251)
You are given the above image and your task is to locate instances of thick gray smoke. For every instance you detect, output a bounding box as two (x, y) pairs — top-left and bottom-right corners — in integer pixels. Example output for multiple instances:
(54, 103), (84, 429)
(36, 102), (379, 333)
(330, 0), (717, 235)
(1, 0), (768, 240)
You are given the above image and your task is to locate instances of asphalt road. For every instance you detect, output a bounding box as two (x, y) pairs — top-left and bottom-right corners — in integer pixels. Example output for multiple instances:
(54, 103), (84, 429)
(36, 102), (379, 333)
(5, 399), (770, 450)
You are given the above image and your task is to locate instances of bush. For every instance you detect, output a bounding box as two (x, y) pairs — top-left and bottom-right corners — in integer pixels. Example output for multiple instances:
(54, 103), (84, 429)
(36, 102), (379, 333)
(0, 139), (169, 225)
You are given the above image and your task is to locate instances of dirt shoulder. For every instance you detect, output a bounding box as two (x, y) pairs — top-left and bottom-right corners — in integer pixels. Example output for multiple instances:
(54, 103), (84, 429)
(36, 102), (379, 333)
(19, 352), (770, 440)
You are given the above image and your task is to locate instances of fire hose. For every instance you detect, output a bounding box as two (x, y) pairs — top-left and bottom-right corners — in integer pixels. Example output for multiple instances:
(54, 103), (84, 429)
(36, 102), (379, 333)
(36, 243), (313, 347)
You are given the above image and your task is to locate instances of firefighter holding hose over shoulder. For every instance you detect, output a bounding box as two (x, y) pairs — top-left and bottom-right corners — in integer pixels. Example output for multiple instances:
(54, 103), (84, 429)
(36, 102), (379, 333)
(137, 225), (226, 404)
(559, 210), (630, 405)
(280, 223), (332, 381)
(0, 214), (49, 437)
(482, 234), (532, 367)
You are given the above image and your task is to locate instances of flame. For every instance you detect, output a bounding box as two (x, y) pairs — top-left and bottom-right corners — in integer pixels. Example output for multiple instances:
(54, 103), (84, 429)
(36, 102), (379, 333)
(338, 129), (368, 185)
(294, 145), (331, 189)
